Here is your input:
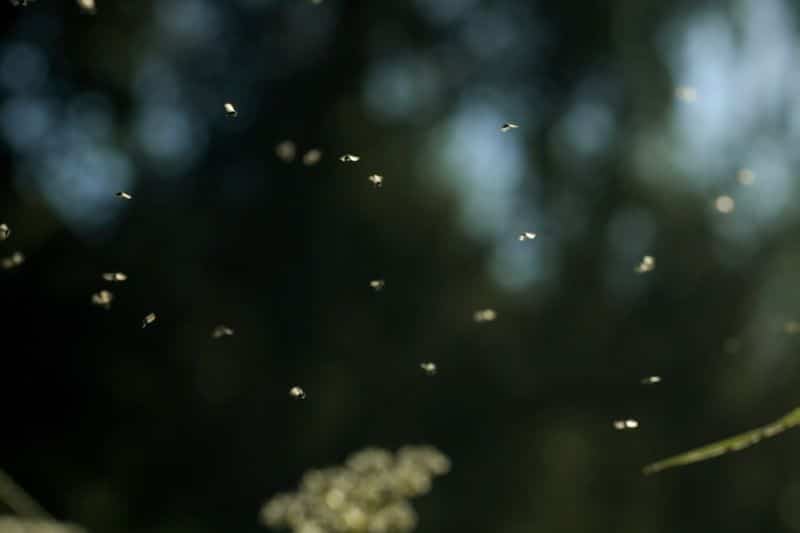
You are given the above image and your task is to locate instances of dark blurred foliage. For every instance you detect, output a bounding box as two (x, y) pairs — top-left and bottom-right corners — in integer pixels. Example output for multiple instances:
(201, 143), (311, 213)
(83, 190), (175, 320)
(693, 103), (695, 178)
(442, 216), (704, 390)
(2, 0), (800, 532)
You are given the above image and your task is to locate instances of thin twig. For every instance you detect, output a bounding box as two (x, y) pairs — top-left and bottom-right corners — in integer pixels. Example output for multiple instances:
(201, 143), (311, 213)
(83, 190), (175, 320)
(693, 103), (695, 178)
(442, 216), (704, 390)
(643, 406), (800, 475)
(0, 468), (52, 518)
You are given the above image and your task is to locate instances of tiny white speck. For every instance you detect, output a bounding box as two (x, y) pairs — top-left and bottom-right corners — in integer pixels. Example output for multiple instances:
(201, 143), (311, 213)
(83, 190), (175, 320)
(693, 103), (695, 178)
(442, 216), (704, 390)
(211, 325), (235, 339)
(275, 141), (297, 162)
(77, 0), (95, 13)
(613, 419), (639, 430)
(302, 149), (323, 166)
(473, 309), (497, 323)
(142, 312), (157, 328)
(714, 195), (735, 214)
(102, 272), (128, 282)
(1, 251), (24, 270)
(634, 255), (655, 274)
(737, 169), (755, 186)
(675, 86), (697, 102)
(420, 362), (437, 375)
(91, 290), (113, 309)
(641, 376), (661, 385)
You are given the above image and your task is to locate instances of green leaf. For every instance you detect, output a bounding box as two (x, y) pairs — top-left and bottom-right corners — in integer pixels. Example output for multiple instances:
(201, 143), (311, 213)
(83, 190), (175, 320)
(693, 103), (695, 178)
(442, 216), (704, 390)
(643, 406), (800, 475)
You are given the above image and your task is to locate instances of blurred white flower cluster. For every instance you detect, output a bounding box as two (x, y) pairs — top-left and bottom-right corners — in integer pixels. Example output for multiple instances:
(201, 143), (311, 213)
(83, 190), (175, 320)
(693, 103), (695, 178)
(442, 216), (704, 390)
(260, 446), (450, 533)
(0, 517), (84, 533)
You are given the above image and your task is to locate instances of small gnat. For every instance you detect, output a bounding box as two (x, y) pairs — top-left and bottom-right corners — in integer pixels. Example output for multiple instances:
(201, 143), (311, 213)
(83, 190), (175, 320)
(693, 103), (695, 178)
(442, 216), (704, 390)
(0, 223), (10, 240)
(339, 154), (360, 163)
(420, 362), (437, 375)
(223, 102), (238, 117)
(211, 324), (234, 339)
(737, 168), (755, 186)
(613, 419), (639, 430)
(368, 174), (384, 187)
(634, 255), (655, 274)
(500, 123), (519, 132)
(675, 86), (697, 102)
(116, 191), (132, 200)
(77, 0), (95, 13)
(289, 386), (306, 399)
(142, 312), (157, 328)
(302, 149), (322, 166)
(1, 251), (24, 270)
(641, 375), (662, 385)
(369, 279), (385, 291)
(714, 195), (735, 214)
(275, 140), (296, 162)
(91, 290), (113, 309)
(473, 309), (497, 323)
(102, 272), (127, 282)
(518, 232), (536, 242)
(784, 321), (800, 335)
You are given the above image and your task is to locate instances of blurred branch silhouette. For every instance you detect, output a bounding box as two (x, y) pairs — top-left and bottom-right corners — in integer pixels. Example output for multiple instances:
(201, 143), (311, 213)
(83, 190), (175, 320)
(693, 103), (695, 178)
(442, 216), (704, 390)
(0, 468), (51, 519)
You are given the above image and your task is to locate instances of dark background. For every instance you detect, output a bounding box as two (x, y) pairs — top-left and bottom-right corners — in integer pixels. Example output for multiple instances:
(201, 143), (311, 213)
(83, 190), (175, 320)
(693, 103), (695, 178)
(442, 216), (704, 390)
(2, 0), (800, 532)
